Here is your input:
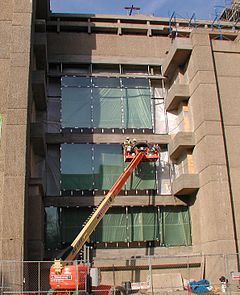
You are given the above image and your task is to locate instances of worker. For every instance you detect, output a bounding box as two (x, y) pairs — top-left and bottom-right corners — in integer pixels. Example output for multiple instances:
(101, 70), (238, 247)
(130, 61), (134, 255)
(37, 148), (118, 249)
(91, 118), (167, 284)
(131, 138), (138, 154)
(123, 136), (132, 153)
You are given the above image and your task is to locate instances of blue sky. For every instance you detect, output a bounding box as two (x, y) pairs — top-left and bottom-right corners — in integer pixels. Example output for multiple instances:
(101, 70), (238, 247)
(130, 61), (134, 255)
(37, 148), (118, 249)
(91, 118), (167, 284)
(50, 0), (226, 20)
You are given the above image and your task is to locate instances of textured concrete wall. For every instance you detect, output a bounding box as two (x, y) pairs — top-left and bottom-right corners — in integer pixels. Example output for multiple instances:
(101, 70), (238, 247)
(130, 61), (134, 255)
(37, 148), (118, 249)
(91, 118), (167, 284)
(0, 0), (32, 264)
(213, 37), (240, 253)
(47, 33), (171, 64)
(188, 30), (236, 256)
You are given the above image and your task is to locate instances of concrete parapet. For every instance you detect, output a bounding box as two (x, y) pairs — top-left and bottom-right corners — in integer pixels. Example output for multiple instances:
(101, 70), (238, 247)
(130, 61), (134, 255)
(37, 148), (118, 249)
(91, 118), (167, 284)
(162, 38), (192, 78)
(172, 174), (199, 196)
(169, 132), (195, 160)
(165, 84), (190, 111)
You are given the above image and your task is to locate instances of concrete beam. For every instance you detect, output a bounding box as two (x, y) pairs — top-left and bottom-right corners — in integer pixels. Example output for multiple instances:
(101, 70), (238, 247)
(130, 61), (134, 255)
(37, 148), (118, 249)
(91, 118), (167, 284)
(165, 84), (190, 111)
(169, 132), (195, 160)
(30, 122), (46, 156)
(48, 54), (164, 66)
(36, 0), (50, 19)
(46, 133), (171, 144)
(34, 33), (47, 70)
(32, 70), (47, 111)
(35, 19), (46, 33)
(162, 38), (192, 78)
(44, 195), (187, 207)
(172, 174), (199, 196)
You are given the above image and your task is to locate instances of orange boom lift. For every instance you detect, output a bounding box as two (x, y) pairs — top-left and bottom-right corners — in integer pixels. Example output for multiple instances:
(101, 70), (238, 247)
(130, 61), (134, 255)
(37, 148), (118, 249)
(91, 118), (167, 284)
(49, 144), (159, 295)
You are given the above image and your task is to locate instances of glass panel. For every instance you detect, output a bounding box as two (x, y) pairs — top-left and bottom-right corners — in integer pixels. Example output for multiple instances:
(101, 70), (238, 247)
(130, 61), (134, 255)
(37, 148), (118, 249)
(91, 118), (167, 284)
(163, 207), (191, 246)
(121, 77), (149, 88)
(61, 144), (93, 190)
(92, 77), (121, 88)
(94, 144), (124, 190)
(128, 207), (159, 241)
(61, 87), (92, 128)
(93, 208), (127, 242)
(61, 208), (92, 244)
(93, 88), (122, 128)
(125, 162), (156, 190)
(45, 207), (61, 249)
(61, 76), (91, 87)
(123, 88), (152, 128)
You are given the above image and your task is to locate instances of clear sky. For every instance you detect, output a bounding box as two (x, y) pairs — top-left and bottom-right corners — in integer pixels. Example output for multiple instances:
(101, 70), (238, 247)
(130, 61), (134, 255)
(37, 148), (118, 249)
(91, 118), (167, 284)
(50, 0), (227, 20)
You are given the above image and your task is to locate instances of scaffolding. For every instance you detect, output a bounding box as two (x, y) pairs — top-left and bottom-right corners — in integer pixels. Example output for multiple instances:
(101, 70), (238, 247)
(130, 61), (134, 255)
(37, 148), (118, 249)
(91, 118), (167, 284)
(219, 0), (240, 22)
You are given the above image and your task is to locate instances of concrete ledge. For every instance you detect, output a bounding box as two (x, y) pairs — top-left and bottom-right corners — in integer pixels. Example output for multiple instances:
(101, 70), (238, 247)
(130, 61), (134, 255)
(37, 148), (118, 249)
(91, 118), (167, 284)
(29, 177), (45, 196)
(169, 132), (195, 160)
(34, 33), (47, 70)
(165, 84), (190, 111)
(46, 133), (171, 144)
(44, 195), (188, 207)
(162, 38), (192, 78)
(32, 71), (47, 111)
(35, 19), (46, 32)
(30, 123), (46, 156)
(172, 174), (199, 196)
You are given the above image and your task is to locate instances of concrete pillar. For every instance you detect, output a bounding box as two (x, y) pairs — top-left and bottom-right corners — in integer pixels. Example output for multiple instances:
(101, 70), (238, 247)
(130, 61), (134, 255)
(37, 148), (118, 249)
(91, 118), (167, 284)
(188, 29), (236, 265)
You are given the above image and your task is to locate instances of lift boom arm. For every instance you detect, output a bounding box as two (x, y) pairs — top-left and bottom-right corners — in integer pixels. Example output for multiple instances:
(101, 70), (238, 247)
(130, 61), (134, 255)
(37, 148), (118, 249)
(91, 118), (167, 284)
(61, 151), (145, 262)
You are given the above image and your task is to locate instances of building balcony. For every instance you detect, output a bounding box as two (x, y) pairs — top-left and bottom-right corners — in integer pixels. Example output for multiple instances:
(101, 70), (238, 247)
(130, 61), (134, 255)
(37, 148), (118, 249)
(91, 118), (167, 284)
(169, 132), (195, 160)
(165, 84), (190, 111)
(32, 71), (47, 111)
(162, 38), (192, 78)
(172, 174), (199, 196)
(34, 32), (47, 71)
(30, 122), (46, 156)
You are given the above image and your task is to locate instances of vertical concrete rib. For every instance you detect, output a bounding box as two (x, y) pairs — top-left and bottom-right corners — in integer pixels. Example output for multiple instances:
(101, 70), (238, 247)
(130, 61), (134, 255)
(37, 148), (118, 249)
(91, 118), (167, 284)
(210, 39), (240, 268)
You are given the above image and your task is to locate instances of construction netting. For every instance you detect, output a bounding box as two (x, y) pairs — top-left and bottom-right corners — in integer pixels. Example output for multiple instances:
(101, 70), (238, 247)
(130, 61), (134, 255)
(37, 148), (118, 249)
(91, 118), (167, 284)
(59, 143), (171, 193)
(60, 76), (167, 130)
(45, 206), (191, 249)
(47, 76), (167, 133)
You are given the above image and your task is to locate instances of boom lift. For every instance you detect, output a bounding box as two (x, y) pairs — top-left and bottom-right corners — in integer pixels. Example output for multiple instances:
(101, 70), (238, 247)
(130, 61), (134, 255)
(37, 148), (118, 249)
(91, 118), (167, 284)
(49, 144), (159, 295)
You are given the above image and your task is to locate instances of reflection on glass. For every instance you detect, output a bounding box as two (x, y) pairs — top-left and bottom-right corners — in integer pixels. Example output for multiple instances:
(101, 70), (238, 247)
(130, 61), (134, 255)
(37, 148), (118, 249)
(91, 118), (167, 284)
(93, 144), (123, 190)
(61, 144), (93, 189)
(61, 88), (92, 128)
(92, 88), (122, 128)
(123, 88), (152, 128)
(61, 77), (153, 129)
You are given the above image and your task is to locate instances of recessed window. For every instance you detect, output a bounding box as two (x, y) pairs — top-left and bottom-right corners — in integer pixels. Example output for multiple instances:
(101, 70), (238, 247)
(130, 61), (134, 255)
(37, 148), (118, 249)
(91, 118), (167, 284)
(60, 143), (171, 193)
(45, 206), (192, 249)
(61, 77), (153, 129)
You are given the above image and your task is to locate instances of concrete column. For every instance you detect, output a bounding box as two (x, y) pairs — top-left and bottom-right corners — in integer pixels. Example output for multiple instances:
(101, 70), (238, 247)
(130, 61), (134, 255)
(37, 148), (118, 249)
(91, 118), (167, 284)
(0, 0), (33, 291)
(188, 30), (236, 257)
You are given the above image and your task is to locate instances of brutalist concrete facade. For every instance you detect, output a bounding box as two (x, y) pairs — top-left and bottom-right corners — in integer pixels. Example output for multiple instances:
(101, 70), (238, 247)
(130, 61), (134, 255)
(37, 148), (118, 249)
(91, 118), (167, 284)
(1, 0), (240, 287)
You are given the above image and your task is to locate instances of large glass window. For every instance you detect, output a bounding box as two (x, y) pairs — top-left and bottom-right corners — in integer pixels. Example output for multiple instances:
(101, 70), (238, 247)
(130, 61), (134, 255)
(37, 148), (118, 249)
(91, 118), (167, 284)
(61, 77), (153, 129)
(61, 144), (164, 191)
(45, 206), (191, 249)
(60, 144), (171, 194)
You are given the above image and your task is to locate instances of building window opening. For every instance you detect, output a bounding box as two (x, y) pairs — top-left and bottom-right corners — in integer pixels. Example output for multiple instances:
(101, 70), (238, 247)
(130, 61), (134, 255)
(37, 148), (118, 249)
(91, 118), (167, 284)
(60, 143), (171, 194)
(61, 76), (153, 129)
(45, 206), (192, 251)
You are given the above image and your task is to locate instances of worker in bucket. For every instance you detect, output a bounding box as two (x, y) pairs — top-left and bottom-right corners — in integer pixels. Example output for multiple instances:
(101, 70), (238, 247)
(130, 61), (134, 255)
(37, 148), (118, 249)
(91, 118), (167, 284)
(131, 138), (137, 154)
(123, 136), (132, 153)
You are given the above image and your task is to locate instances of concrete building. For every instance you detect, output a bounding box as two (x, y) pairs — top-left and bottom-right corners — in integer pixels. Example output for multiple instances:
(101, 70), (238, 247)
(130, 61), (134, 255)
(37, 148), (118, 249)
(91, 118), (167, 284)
(0, 0), (240, 290)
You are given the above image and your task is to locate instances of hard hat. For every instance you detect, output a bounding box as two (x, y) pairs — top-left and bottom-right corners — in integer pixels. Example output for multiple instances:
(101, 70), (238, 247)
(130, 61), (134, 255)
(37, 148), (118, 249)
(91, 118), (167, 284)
(133, 138), (137, 142)
(126, 136), (130, 140)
